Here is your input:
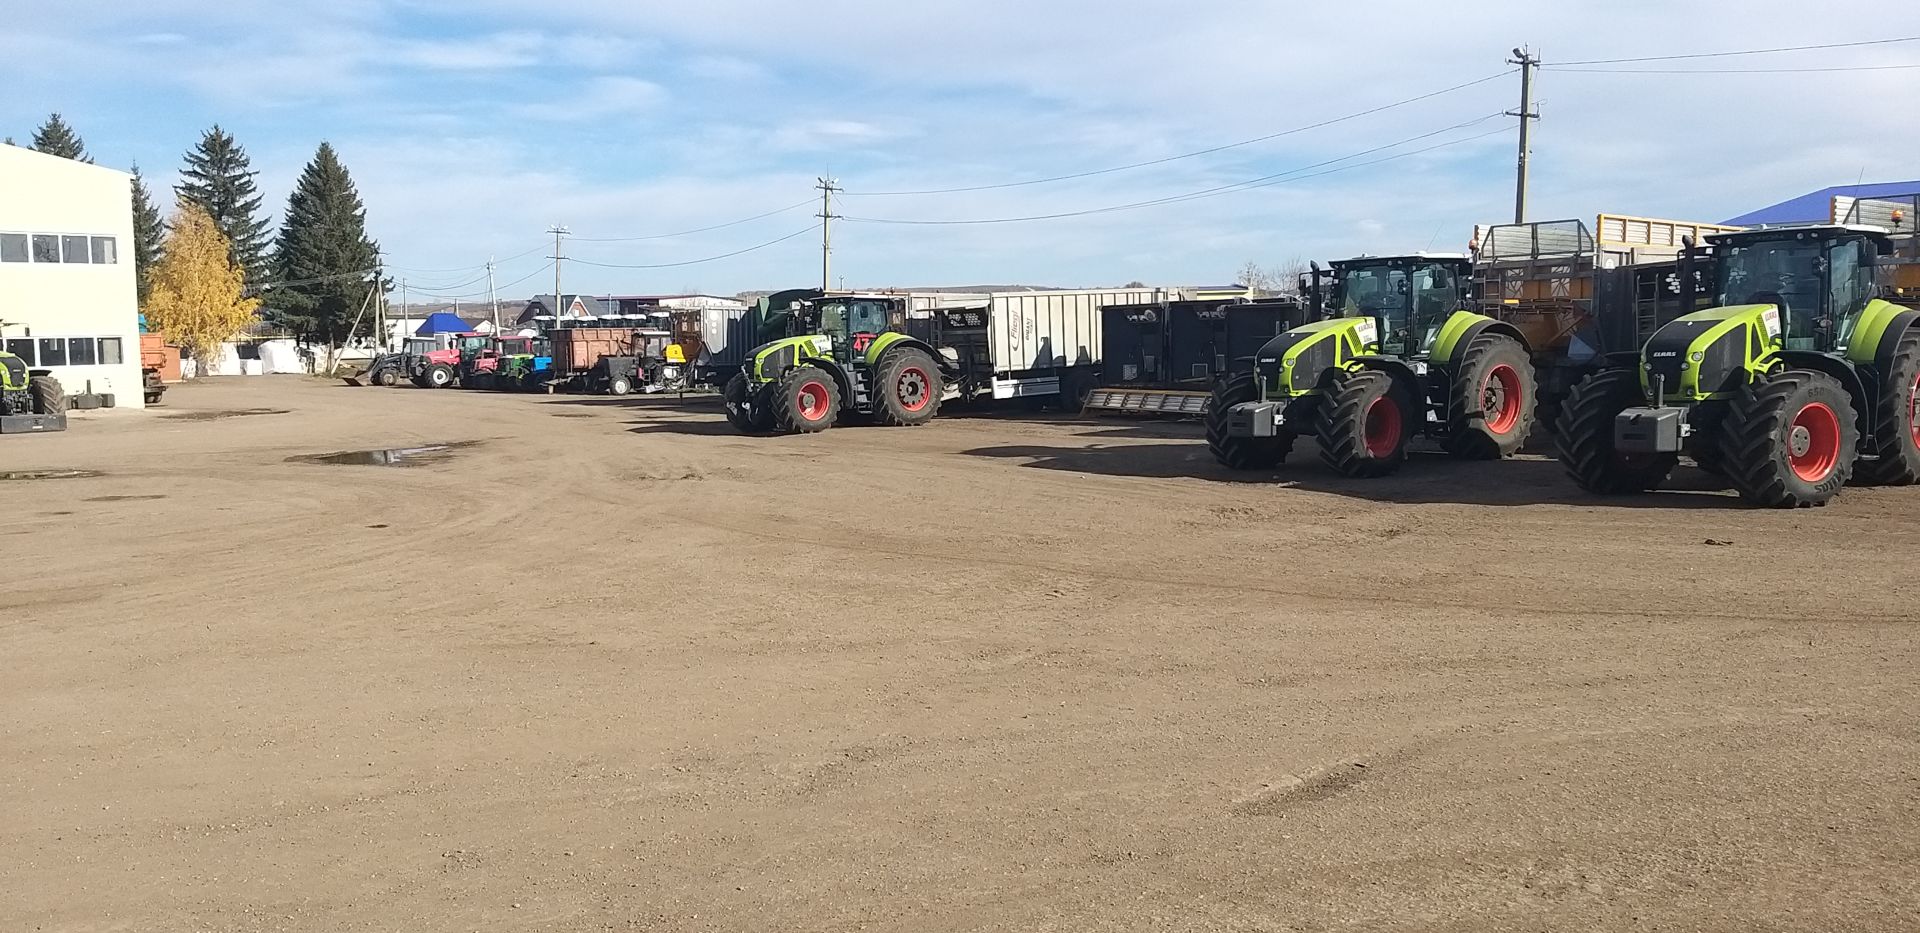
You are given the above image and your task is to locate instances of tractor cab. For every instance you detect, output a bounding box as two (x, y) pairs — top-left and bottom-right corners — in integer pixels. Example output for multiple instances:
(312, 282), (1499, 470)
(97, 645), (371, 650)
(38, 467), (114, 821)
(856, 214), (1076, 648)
(1320, 254), (1475, 358)
(791, 295), (904, 361)
(1709, 226), (1889, 354)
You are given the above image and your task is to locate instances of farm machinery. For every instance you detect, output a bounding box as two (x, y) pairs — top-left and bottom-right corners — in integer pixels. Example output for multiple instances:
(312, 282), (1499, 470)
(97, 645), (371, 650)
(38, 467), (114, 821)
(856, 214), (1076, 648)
(458, 335), (552, 391)
(1557, 218), (1920, 507)
(724, 292), (945, 433)
(1207, 253), (1536, 477)
(0, 351), (67, 434)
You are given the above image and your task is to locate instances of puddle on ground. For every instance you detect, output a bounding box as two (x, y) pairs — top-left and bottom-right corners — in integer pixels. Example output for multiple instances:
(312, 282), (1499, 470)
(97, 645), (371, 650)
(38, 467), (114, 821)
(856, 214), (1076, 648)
(165, 408), (291, 421)
(1, 469), (104, 481)
(287, 440), (481, 467)
(85, 494), (167, 502)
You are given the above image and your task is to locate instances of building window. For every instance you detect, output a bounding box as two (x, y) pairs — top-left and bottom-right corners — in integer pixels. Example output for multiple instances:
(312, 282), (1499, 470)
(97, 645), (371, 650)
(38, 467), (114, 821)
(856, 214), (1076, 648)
(67, 338), (97, 366)
(62, 235), (91, 263)
(31, 235), (60, 263)
(0, 234), (27, 263)
(37, 338), (67, 366)
(91, 236), (118, 264)
(99, 337), (124, 365)
(4, 338), (34, 364)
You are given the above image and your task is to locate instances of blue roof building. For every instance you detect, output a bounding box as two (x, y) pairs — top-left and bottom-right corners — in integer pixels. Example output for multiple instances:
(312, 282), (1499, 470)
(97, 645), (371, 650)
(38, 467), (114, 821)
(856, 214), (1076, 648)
(1725, 181), (1920, 226)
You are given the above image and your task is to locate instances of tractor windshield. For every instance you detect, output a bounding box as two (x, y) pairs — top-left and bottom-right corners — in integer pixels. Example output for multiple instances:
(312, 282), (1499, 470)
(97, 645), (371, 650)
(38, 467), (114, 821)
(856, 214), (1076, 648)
(1717, 235), (1877, 351)
(813, 299), (893, 356)
(1339, 261), (1463, 356)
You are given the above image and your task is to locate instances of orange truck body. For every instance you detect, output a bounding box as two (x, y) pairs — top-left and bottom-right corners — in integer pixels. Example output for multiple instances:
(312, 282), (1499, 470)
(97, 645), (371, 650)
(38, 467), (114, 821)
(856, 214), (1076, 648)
(551, 328), (636, 375)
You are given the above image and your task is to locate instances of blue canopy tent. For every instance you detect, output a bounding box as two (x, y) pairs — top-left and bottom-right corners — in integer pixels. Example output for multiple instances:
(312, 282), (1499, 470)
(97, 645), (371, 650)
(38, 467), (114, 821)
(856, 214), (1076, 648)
(412, 312), (474, 336)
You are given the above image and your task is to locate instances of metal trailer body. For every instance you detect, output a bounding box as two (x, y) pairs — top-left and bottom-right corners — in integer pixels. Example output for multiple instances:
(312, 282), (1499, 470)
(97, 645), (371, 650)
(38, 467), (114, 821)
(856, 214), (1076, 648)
(1086, 298), (1303, 415)
(930, 288), (1166, 402)
(1472, 213), (1741, 423)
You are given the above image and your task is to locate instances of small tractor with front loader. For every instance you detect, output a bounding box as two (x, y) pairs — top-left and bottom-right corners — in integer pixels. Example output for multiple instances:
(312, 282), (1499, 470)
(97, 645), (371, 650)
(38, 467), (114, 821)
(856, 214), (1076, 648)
(1207, 253), (1536, 476)
(0, 351), (68, 434)
(724, 291), (945, 434)
(1557, 223), (1920, 507)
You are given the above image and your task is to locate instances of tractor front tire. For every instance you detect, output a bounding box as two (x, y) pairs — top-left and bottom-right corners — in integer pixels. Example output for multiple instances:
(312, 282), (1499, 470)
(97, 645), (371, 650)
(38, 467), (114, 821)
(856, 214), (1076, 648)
(425, 364), (455, 389)
(873, 348), (942, 426)
(372, 368), (398, 387)
(1854, 329), (1920, 486)
(773, 366), (840, 434)
(723, 373), (772, 433)
(1721, 369), (1856, 508)
(1315, 369), (1412, 478)
(1205, 372), (1292, 470)
(28, 376), (66, 416)
(608, 373), (634, 396)
(1443, 334), (1535, 460)
(1556, 368), (1676, 494)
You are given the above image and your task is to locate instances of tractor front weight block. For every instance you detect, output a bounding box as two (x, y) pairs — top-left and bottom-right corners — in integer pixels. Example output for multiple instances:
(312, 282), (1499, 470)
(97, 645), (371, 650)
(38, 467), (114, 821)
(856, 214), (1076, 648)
(1225, 401), (1285, 438)
(1614, 407), (1685, 454)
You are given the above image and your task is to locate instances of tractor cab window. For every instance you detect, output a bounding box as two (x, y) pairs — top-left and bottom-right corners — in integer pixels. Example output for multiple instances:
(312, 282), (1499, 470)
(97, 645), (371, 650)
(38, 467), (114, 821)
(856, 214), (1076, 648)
(1828, 238), (1875, 350)
(405, 338), (438, 354)
(1718, 239), (1824, 349)
(1339, 261), (1461, 356)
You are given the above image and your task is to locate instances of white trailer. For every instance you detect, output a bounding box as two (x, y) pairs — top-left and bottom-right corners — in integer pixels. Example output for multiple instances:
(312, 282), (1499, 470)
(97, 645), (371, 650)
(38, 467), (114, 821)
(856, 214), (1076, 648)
(912, 288), (1169, 403)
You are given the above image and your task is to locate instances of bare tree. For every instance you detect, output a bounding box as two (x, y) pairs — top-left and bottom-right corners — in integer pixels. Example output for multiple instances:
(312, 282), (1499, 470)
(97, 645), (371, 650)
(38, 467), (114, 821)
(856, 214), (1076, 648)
(1236, 261), (1275, 297)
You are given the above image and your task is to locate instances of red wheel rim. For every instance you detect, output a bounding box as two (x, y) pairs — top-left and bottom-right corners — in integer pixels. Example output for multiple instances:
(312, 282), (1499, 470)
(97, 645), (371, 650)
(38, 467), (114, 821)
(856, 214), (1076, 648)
(1908, 373), (1920, 448)
(1483, 364), (1522, 435)
(1363, 395), (1401, 459)
(897, 367), (931, 412)
(797, 381), (830, 420)
(1787, 401), (1840, 482)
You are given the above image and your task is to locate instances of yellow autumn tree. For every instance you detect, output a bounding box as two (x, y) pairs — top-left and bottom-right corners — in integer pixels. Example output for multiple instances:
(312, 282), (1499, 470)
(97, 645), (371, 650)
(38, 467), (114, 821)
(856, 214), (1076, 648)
(144, 202), (260, 367)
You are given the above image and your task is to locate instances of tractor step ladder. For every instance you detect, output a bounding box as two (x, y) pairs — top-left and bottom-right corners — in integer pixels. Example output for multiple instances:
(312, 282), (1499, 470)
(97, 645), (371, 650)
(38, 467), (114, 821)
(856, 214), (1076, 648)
(1082, 387), (1212, 417)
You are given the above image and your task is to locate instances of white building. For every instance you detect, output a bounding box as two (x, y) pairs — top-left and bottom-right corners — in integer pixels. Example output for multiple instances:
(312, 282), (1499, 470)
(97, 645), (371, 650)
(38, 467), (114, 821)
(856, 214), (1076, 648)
(0, 146), (143, 407)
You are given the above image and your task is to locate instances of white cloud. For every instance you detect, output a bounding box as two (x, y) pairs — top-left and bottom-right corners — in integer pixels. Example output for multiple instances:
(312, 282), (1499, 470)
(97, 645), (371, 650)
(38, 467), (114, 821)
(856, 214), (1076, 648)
(770, 119), (901, 151)
(509, 75), (667, 121)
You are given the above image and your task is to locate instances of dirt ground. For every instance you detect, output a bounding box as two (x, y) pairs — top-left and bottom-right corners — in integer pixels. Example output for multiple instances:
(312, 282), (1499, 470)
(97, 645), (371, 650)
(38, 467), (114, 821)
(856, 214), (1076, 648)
(3, 375), (1916, 932)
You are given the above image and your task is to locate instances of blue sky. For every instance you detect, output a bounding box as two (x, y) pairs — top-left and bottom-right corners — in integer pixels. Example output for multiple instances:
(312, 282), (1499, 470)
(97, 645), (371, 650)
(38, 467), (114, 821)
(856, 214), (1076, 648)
(7, 2), (1920, 300)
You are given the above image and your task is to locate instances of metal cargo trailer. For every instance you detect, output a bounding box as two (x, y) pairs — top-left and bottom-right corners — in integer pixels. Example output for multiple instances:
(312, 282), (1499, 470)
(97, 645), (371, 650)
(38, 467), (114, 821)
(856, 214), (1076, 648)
(1165, 298), (1302, 386)
(935, 287), (1166, 403)
(551, 327), (634, 377)
(1099, 303), (1168, 386)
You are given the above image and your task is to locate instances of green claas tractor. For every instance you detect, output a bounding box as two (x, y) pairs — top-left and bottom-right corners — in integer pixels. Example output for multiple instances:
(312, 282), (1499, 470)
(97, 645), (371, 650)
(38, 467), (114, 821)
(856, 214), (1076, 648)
(1558, 224), (1920, 507)
(1207, 254), (1536, 476)
(0, 351), (68, 433)
(724, 292), (945, 434)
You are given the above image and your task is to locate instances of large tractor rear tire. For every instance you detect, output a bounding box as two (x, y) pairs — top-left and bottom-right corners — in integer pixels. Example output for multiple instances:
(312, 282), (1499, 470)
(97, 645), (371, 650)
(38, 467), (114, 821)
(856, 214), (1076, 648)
(1854, 329), (1920, 486)
(1205, 372), (1292, 470)
(1555, 369), (1676, 494)
(773, 365), (840, 434)
(1443, 334), (1535, 460)
(29, 376), (66, 416)
(1315, 369), (1412, 478)
(873, 348), (942, 426)
(1721, 369), (1856, 508)
(424, 363), (455, 389)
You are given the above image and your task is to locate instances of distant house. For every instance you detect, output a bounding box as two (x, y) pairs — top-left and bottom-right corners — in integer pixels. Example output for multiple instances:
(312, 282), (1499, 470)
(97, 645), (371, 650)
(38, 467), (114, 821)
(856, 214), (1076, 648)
(518, 294), (609, 326)
(1726, 181), (1920, 227)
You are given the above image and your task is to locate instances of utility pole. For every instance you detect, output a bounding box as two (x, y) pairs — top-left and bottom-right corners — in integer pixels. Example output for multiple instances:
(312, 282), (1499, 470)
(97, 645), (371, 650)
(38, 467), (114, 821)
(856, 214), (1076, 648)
(548, 225), (570, 331)
(1508, 46), (1541, 224)
(486, 256), (501, 332)
(375, 259), (387, 350)
(400, 278), (410, 343)
(817, 176), (840, 292)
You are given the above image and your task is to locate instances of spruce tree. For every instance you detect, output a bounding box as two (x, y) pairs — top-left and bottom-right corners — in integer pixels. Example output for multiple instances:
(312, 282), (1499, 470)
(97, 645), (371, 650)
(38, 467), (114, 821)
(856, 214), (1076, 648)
(271, 143), (381, 359)
(176, 125), (272, 286)
(30, 113), (91, 162)
(131, 164), (168, 304)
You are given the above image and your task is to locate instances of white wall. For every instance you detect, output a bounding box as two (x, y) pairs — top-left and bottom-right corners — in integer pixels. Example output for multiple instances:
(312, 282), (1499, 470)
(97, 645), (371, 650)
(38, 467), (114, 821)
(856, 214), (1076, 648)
(0, 146), (143, 407)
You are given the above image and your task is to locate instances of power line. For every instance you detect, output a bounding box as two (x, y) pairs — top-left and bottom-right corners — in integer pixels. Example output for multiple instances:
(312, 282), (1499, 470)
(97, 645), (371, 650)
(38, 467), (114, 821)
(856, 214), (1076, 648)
(1553, 34), (1920, 66)
(383, 242), (547, 274)
(1549, 62), (1920, 74)
(565, 224), (820, 269)
(843, 114), (1512, 226)
(410, 261), (554, 300)
(841, 70), (1515, 197)
(568, 199), (817, 242)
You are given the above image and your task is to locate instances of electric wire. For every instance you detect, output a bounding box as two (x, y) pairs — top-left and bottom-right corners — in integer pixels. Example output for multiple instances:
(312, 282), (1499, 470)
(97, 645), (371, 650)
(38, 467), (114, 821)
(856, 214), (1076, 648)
(1548, 62), (1920, 74)
(407, 261), (555, 301)
(564, 224), (820, 269)
(843, 113), (1512, 226)
(841, 70), (1516, 197)
(382, 242), (547, 274)
(1553, 35), (1920, 66)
